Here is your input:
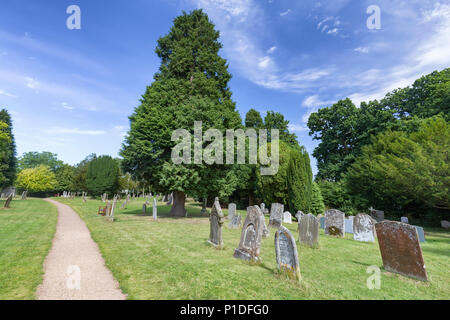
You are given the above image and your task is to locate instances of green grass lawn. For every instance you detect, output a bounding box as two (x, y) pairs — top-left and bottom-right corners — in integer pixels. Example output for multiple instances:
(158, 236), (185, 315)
(56, 197), (449, 300)
(0, 198), (58, 300)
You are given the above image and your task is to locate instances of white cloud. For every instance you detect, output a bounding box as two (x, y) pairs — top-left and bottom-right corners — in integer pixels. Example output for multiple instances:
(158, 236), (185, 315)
(0, 89), (16, 97)
(301, 95), (336, 123)
(280, 9), (292, 16)
(267, 46), (277, 54)
(288, 124), (309, 133)
(61, 102), (74, 110)
(354, 47), (369, 53)
(25, 77), (39, 90)
(327, 28), (338, 35)
(45, 127), (106, 136)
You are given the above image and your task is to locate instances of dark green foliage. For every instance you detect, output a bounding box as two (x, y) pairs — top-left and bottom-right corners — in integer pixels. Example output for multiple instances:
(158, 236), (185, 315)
(245, 109), (263, 129)
(18, 151), (63, 172)
(86, 155), (119, 196)
(54, 164), (76, 192)
(264, 111), (298, 146)
(286, 145), (312, 213)
(309, 182), (325, 215)
(0, 109), (17, 188)
(344, 116), (449, 213)
(72, 154), (97, 191)
(120, 10), (242, 216)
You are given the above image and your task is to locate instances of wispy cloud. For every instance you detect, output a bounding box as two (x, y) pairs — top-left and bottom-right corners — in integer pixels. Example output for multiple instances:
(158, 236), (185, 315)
(280, 9), (292, 16)
(44, 127), (106, 136)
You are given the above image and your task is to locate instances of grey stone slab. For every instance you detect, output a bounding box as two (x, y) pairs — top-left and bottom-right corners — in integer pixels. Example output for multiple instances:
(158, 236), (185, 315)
(234, 205), (264, 262)
(325, 209), (345, 237)
(275, 226), (301, 281)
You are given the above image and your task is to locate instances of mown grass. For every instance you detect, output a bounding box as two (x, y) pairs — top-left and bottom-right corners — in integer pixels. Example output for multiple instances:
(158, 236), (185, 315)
(56, 197), (449, 300)
(0, 198), (58, 300)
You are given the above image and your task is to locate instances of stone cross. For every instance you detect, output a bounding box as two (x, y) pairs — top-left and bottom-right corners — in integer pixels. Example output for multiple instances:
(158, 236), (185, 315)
(353, 213), (375, 242)
(208, 197), (225, 247)
(298, 213), (320, 248)
(275, 226), (301, 281)
(375, 221), (428, 281)
(233, 205), (264, 262)
(269, 203), (283, 229)
(325, 209), (345, 237)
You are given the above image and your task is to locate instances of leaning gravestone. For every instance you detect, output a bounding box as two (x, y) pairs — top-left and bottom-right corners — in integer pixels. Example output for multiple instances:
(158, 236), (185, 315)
(353, 213), (376, 242)
(228, 213), (242, 229)
(283, 211), (292, 224)
(228, 203), (236, 220)
(4, 194), (13, 208)
(152, 198), (157, 220)
(344, 216), (354, 234)
(375, 221), (428, 281)
(208, 198), (225, 247)
(275, 226), (301, 281)
(325, 209), (345, 237)
(401, 217), (409, 224)
(298, 213), (320, 248)
(234, 205), (264, 262)
(269, 203), (283, 229)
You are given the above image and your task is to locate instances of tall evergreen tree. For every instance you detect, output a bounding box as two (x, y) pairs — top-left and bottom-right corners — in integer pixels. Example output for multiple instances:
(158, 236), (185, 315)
(86, 155), (119, 196)
(0, 109), (17, 188)
(245, 109), (263, 129)
(121, 10), (242, 216)
(310, 182), (325, 215)
(286, 146), (313, 213)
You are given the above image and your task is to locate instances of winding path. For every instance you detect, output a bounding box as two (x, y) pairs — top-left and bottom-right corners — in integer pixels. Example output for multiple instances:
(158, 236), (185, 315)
(36, 199), (125, 300)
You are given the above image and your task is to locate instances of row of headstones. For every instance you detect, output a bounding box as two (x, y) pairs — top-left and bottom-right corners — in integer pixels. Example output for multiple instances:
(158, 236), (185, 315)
(210, 200), (430, 282)
(208, 199), (299, 280)
(61, 191), (75, 199)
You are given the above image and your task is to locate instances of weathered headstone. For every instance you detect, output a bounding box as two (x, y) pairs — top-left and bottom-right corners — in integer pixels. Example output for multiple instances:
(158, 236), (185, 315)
(401, 217), (409, 224)
(105, 201), (112, 216)
(318, 215), (325, 229)
(283, 211), (292, 224)
(414, 226), (426, 243)
(441, 220), (450, 229)
(375, 221), (428, 281)
(200, 198), (208, 215)
(152, 198), (157, 220)
(275, 226), (301, 281)
(260, 203), (269, 215)
(234, 205), (264, 262)
(353, 213), (376, 242)
(295, 211), (305, 221)
(325, 209), (345, 237)
(208, 197), (225, 247)
(21, 190), (27, 200)
(298, 213), (320, 248)
(261, 214), (270, 238)
(344, 216), (354, 234)
(109, 197), (117, 221)
(369, 208), (384, 222)
(228, 203), (236, 220)
(269, 203), (283, 228)
(4, 194), (13, 208)
(228, 213), (242, 229)
(142, 204), (147, 214)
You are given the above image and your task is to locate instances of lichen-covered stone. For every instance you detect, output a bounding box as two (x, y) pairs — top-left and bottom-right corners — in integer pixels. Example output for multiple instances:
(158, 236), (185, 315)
(353, 213), (375, 242)
(234, 205), (264, 262)
(325, 209), (345, 237)
(208, 197), (225, 247)
(275, 226), (301, 281)
(375, 221), (428, 281)
(298, 213), (319, 248)
(269, 203), (283, 228)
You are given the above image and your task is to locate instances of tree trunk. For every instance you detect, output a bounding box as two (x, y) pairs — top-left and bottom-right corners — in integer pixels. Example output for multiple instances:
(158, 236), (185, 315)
(248, 191), (254, 206)
(169, 191), (187, 217)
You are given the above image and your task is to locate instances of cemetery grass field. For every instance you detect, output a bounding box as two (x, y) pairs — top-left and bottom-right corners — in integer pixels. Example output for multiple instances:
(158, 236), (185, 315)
(0, 198), (58, 299)
(55, 198), (449, 300)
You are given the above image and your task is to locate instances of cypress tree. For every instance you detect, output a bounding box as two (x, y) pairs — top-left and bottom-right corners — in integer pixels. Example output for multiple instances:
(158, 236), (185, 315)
(0, 109), (17, 188)
(86, 155), (119, 196)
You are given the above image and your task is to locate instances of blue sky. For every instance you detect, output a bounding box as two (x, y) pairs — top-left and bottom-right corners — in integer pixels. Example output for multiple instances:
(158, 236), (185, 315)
(0, 0), (449, 175)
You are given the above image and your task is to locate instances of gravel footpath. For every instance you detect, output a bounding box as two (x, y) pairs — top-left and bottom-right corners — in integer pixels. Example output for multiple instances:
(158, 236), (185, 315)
(36, 199), (126, 300)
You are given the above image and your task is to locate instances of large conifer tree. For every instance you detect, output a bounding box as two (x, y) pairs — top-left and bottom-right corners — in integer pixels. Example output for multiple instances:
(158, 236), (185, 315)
(0, 109), (17, 189)
(121, 10), (242, 216)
